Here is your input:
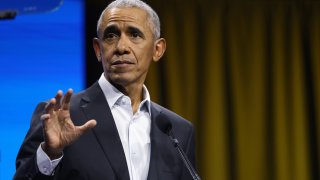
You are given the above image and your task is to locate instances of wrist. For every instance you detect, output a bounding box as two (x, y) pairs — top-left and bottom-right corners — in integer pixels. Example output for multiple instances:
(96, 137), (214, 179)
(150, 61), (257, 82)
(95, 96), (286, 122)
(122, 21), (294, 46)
(41, 142), (63, 160)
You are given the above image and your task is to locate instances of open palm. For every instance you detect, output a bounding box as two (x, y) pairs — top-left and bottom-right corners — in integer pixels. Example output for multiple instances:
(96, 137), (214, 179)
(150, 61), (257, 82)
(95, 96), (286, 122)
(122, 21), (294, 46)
(41, 89), (97, 159)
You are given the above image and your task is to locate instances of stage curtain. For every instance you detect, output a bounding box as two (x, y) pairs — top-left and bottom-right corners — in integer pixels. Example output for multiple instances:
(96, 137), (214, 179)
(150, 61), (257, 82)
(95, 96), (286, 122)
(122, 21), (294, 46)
(145, 1), (320, 180)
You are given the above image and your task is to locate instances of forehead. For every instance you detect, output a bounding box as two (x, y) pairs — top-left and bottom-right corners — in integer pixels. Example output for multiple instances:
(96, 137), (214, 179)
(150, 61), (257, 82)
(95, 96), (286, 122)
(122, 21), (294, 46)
(101, 7), (150, 30)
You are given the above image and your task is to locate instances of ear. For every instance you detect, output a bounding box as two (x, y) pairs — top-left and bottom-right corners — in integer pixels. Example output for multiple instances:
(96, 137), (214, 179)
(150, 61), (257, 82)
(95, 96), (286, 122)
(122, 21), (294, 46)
(152, 38), (166, 62)
(93, 38), (102, 62)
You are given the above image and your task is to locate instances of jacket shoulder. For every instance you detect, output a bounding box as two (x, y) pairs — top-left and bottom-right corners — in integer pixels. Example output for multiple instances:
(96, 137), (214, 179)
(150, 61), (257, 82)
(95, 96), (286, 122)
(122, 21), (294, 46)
(151, 102), (193, 129)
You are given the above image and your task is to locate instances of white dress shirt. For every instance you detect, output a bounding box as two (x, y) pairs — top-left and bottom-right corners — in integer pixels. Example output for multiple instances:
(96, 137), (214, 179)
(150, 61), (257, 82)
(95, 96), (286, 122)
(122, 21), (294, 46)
(37, 74), (151, 180)
(98, 74), (151, 180)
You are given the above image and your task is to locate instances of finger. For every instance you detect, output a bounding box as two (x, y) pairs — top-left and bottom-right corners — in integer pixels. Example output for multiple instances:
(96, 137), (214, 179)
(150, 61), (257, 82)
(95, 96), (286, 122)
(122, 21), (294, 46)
(78, 119), (97, 134)
(62, 88), (73, 110)
(45, 98), (56, 114)
(54, 90), (63, 111)
(40, 114), (51, 129)
(40, 114), (51, 121)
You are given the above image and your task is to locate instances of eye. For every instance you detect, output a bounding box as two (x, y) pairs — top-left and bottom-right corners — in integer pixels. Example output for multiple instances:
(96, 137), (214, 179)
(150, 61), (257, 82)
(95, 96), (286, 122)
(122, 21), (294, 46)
(103, 26), (120, 42)
(106, 33), (118, 40)
(131, 32), (140, 38)
(130, 31), (142, 39)
(128, 27), (144, 39)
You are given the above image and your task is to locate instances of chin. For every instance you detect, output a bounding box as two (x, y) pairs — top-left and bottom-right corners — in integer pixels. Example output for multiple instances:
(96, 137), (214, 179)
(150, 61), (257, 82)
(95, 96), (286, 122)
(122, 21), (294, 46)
(109, 75), (135, 86)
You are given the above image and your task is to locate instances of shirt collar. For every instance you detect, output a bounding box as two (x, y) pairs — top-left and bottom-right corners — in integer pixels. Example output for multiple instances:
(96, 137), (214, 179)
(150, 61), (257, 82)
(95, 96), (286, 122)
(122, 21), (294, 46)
(98, 73), (151, 113)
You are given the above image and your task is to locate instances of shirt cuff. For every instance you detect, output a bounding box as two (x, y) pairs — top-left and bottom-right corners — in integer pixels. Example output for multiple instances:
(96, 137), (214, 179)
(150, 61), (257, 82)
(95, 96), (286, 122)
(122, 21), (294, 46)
(36, 143), (63, 175)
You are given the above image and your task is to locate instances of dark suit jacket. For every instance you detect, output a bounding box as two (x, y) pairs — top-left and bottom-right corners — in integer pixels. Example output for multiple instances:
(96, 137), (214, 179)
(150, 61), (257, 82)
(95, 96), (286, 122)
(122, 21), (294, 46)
(14, 82), (196, 180)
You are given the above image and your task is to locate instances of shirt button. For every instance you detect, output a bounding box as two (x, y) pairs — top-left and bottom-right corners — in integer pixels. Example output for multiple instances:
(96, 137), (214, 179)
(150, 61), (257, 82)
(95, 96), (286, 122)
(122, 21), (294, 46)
(43, 167), (48, 173)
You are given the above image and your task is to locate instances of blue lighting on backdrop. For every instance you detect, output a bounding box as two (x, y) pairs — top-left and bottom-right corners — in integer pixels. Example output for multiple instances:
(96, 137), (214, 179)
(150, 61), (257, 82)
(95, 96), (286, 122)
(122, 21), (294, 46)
(0, 0), (84, 179)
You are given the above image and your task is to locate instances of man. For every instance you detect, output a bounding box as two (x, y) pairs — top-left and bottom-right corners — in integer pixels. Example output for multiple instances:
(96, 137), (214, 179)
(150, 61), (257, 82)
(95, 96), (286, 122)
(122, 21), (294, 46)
(14, 0), (196, 179)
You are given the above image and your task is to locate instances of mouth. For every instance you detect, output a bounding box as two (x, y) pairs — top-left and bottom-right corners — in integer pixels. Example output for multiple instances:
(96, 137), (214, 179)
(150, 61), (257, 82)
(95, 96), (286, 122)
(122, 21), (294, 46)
(111, 60), (134, 66)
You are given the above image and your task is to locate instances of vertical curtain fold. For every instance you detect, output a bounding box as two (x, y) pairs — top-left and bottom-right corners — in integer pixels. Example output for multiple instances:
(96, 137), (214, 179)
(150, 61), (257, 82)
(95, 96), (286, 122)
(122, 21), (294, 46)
(311, 7), (320, 178)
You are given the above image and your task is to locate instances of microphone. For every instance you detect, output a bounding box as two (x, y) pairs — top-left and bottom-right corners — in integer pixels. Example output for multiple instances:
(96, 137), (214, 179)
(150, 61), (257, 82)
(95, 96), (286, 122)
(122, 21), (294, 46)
(156, 114), (201, 180)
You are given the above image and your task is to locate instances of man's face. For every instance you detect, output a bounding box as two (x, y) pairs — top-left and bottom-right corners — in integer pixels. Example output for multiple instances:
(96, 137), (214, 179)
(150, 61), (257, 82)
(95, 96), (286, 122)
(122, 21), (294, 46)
(93, 7), (165, 88)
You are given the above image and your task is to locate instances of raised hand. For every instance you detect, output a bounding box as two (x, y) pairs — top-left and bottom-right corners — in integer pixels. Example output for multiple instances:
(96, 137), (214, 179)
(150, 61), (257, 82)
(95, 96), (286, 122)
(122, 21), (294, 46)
(40, 89), (97, 159)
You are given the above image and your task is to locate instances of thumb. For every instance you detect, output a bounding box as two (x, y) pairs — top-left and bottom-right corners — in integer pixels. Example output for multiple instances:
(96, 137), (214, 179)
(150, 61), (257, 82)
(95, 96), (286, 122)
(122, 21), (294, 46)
(78, 119), (97, 133)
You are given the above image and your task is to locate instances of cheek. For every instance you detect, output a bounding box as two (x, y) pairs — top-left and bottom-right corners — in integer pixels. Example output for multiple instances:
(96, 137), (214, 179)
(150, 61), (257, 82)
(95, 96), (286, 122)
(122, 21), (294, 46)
(136, 44), (155, 62)
(101, 48), (114, 62)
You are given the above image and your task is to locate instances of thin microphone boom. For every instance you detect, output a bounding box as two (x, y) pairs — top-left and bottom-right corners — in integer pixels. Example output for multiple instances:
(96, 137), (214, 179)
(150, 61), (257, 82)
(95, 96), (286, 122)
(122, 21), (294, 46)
(156, 114), (201, 180)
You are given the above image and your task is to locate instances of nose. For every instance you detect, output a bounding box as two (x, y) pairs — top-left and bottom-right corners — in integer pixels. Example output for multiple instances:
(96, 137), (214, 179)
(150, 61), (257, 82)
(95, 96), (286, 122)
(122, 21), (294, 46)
(115, 36), (130, 55)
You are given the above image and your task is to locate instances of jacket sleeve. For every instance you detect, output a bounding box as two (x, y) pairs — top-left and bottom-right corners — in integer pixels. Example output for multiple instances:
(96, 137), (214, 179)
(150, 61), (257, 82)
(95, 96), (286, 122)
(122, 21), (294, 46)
(13, 102), (55, 180)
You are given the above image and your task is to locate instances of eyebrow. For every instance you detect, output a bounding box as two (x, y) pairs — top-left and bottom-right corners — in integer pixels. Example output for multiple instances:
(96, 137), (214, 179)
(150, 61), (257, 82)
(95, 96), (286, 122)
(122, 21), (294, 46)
(128, 26), (145, 38)
(102, 25), (146, 39)
(103, 25), (120, 38)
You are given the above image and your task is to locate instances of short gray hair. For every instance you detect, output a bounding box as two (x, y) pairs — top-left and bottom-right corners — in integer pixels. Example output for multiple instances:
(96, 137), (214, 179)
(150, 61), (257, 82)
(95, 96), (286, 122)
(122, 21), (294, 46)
(97, 0), (161, 39)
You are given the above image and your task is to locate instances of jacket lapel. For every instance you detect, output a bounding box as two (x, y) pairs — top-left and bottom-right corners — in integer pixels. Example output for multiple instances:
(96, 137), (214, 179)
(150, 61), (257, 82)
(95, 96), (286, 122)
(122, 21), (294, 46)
(80, 82), (130, 180)
(147, 103), (169, 180)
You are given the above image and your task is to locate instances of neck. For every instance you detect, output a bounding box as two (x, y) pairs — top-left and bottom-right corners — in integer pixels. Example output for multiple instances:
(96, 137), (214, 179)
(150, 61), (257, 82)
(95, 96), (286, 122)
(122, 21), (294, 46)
(113, 82), (144, 113)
